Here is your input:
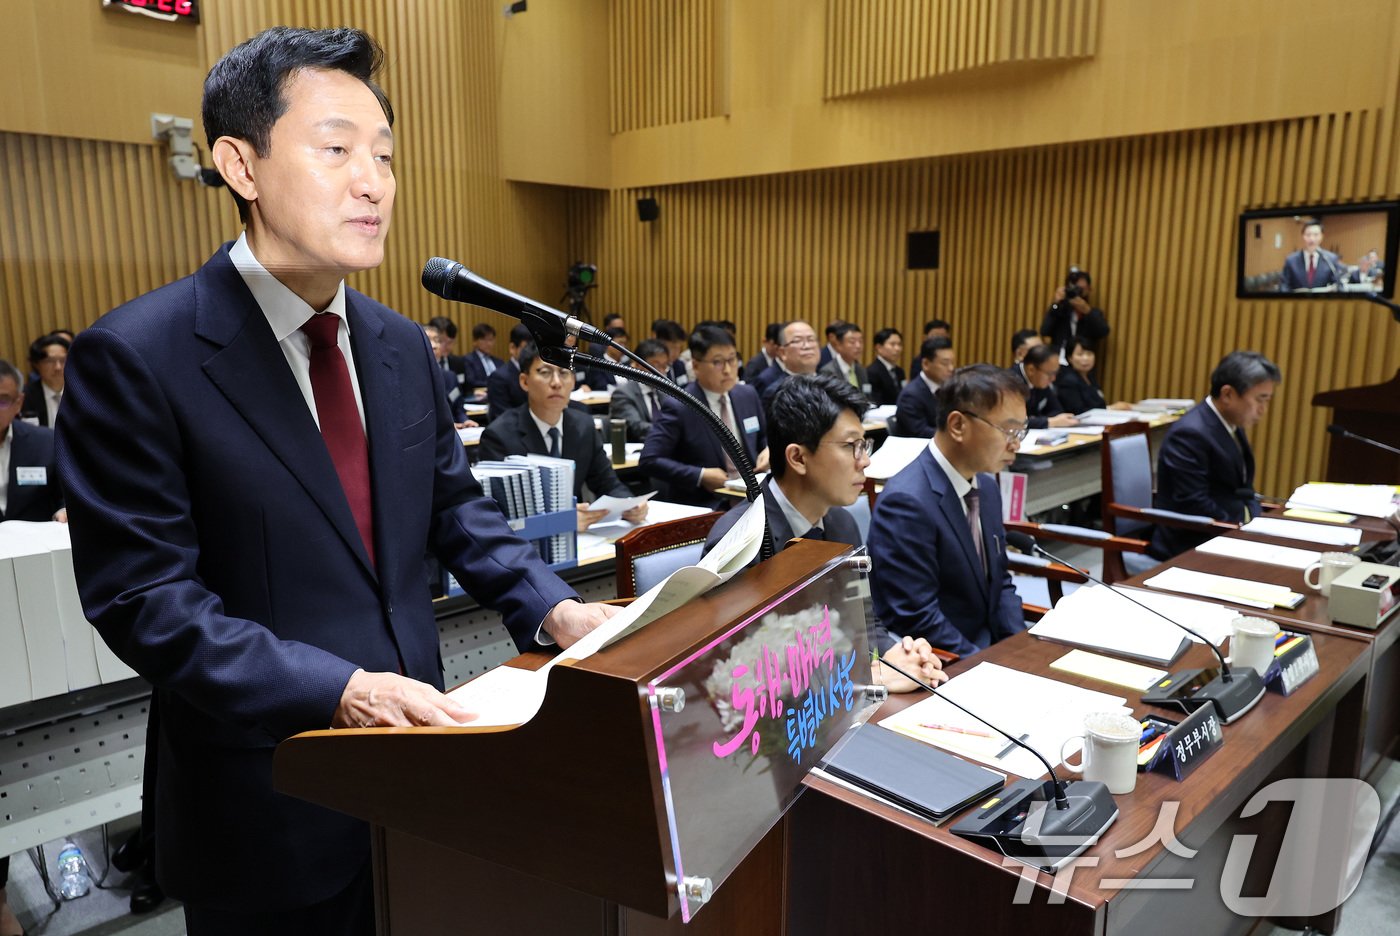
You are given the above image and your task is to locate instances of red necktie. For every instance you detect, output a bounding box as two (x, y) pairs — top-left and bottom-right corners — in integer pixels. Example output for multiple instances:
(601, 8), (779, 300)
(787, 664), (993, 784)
(1307, 254), (1316, 285)
(301, 312), (375, 569)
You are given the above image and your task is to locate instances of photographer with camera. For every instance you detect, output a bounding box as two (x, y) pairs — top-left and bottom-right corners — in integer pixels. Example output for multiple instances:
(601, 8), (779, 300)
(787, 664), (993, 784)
(1041, 267), (1110, 361)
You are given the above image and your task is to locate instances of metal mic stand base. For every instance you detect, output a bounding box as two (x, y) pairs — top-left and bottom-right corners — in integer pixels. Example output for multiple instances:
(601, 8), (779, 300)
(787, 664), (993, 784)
(1142, 667), (1267, 724)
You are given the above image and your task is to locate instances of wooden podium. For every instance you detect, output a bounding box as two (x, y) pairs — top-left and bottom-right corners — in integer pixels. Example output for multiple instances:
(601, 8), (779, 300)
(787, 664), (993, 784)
(274, 541), (878, 935)
(1313, 369), (1400, 483)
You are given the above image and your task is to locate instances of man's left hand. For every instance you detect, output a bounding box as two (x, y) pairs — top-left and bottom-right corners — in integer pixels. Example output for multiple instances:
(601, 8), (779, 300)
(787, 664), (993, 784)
(542, 599), (620, 649)
(621, 502), (649, 523)
(1069, 297), (1091, 316)
(52, 508), (68, 523)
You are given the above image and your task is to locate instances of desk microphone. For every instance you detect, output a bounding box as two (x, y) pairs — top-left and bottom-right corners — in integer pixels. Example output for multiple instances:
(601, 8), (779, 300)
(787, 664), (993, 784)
(1326, 424), (1400, 458)
(877, 656), (1118, 870)
(1363, 293), (1400, 323)
(1006, 532), (1265, 723)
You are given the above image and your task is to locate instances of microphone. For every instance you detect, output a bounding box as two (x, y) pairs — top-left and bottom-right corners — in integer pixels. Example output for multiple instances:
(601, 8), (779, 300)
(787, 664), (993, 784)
(1327, 424), (1400, 457)
(422, 258), (610, 358)
(878, 655), (1118, 870)
(1006, 532), (1265, 723)
(1363, 293), (1400, 323)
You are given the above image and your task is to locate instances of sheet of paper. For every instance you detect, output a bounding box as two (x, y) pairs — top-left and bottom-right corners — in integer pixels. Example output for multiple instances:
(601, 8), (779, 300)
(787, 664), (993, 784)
(863, 404), (897, 423)
(456, 426), (485, 443)
(448, 494), (769, 728)
(1241, 517), (1363, 547)
(723, 472), (769, 492)
(585, 491), (656, 523)
(1195, 536), (1322, 570)
(1142, 566), (1297, 609)
(1049, 648), (1168, 692)
(1028, 582), (1233, 662)
(1283, 507), (1357, 524)
(879, 663), (1129, 779)
(865, 435), (928, 481)
(1288, 483), (1397, 519)
(1135, 398), (1196, 411)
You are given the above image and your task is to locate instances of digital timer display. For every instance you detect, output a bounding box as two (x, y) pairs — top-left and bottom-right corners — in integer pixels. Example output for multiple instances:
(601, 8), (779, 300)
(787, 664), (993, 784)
(103, 0), (200, 23)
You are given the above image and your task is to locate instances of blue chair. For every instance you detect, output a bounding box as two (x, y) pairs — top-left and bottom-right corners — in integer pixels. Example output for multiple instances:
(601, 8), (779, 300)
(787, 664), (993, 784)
(615, 511), (724, 598)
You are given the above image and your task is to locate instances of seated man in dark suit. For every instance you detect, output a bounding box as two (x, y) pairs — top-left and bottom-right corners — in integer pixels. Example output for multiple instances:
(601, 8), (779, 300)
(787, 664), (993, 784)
(486, 323), (532, 421)
(818, 321), (870, 396)
(818, 320), (848, 370)
(892, 336), (953, 438)
(757, 320), (821, 404)
(908, 318), (951, 374)
(640, 326), (770, 508)
(868, 364), (1029, 658)
(705, 374), (944, 692)
(1009, 327), (1041, 366)
(0, 359), (65, 523)
(652, 319), (691, 386)
(866, 327), (905, 406)
(458, 321), (504, 389)
(609, 339), (671, 442)
(21, 334), (69, 428)
(744, 323), (781, 386)
(1150, 351), (1280, 559)
(422, 322), (471, 425)
(583, 326), (629, 389)
(1010, 343), (1078, 429)
(479, 343), (649, 531)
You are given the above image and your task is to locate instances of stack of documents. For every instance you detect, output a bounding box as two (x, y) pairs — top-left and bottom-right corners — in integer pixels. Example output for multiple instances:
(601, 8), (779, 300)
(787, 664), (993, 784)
(474, 455), (579, 565)
(1073, 408), (1158, 426)
(1287, 483), (1398, 519)
(863, 404), (897, 424)
(1027, 583), (1235, 665)
(448, 496), (769, 727)
(865, 436), (927, 481)
(1195, 536), (1322, 570)
(1143, 566), (1303, 610)
(1134, 398), (1196, 412)
(879, 663), (1129, 779)
(1240, 517), (1362, 547)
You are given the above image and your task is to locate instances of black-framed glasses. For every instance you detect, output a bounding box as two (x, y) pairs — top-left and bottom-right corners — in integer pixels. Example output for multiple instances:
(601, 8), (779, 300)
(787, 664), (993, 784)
(782, 335), (818, 348)
(698, 355), (739, 369)
(959, 410), (1030, 445)
(822, 438), (874, 460)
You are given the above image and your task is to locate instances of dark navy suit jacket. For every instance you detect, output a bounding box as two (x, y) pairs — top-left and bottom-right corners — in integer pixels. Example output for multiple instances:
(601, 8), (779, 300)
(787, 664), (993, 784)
(457, 349), (503, 389)
(477, 404), (630, 501)
(1009, 364), (1066, 429)
(866, 359), (904, 406)
(1150, 401), (1260, 559)
(1, 419), (63, 521)
(19, 379), (53, 427)
(54, 244), (578, 912)
(892, 376), (939, 437)
(703, 478), (860, 557)
(749, 362), (784, 400)
(867, 447), (1025, 657)
(486, 358), (526, 420)
(1280, 249), (1346, 291)
(1055, 367), (1106, 414)
(640, 382), (766, 508)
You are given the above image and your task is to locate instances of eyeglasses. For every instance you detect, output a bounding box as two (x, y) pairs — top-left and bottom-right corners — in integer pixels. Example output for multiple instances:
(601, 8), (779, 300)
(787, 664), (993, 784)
(698, 355), (739, 369)
(0, 397), (18, 410)
(532, 365), (574, 383)
(822, 438), (874, 460)
(782, 336), (818, 348)
(959, 411), (1030, 445)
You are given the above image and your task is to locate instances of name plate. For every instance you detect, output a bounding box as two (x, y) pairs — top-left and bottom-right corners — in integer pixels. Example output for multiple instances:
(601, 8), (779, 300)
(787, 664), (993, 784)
(1266, 631), (1320, 696)
(1143, 705), (1223, 781)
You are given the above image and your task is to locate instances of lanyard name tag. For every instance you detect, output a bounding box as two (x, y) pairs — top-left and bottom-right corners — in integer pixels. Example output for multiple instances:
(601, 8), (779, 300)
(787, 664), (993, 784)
(742, 415), (760, 434)
(16, 466), (47, 486)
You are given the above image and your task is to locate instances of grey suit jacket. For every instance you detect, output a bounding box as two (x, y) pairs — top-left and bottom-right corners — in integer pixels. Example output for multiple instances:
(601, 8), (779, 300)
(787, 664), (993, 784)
(819, 358), (870, 397)
(609, 379), (663, 442)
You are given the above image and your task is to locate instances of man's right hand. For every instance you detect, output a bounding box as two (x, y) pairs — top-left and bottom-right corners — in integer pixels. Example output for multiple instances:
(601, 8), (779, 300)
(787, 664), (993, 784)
(1048, 413), (1080, 428)
(332, 669), (476, 729)
(700, 467), (730, 492)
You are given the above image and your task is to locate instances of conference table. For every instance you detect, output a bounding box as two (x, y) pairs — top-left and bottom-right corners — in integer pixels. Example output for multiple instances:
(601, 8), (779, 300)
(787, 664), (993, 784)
(1013, 416), (1177, 516)
(787, 626), (1371, 935)
(1121, 514), (1400, 784)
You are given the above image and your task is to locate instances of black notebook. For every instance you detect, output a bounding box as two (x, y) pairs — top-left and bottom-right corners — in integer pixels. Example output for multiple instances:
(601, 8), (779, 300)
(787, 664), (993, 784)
(819, 724), (1006, 824)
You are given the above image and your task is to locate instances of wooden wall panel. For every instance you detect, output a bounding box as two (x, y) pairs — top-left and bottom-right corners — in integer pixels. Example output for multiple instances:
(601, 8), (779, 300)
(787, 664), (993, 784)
(0, 0), (572, 366)
(824, 0), (1098, 100)
(610, 0), (720, 134)
(566, 111), (1400, 495)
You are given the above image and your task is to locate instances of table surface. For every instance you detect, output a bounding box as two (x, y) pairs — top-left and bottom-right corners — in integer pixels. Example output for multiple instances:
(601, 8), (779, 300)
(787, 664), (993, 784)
(803, 626), (1370, 914)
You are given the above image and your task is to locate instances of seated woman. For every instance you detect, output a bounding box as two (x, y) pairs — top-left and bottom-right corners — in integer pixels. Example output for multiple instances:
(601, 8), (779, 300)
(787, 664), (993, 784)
(1055, 335), (1133, 414)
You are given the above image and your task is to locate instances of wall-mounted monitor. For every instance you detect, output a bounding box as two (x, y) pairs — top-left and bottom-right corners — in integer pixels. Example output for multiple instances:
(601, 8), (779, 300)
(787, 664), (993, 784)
(1237, 201), (1400, 299)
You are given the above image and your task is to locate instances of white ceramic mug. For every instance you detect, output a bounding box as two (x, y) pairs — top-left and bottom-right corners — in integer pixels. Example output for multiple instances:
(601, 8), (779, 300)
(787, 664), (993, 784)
(1230, 615), (1281, 677)
(1059, 711), (1140, 795)
(1303, 552), (1361, 598)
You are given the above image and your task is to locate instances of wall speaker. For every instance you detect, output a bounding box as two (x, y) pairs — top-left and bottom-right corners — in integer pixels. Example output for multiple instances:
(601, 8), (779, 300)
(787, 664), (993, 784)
(637, 197), (660, 222)
(907, 230), (940, 270)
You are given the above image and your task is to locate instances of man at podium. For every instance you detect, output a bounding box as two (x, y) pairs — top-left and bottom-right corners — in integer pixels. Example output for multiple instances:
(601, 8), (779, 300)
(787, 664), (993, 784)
(56, 27), (617, 936)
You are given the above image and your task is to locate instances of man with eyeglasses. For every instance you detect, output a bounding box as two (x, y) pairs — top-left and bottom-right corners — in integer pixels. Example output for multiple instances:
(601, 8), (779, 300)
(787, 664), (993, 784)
(641, 326), (769, 509)
(1011, 342), (1079, 429)
(754, 320), (821, 405)
(0, 359), (65, 523)
(480, 342), (648, 531)
(705, 374), (945, 692)
(868, 364), (1029, 658)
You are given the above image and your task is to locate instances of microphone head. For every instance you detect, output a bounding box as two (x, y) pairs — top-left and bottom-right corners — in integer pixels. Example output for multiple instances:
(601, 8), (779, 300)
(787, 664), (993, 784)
(1005, 530), (1037, 555)
(421, 257), (463, 299)
(1326, 424), (1344, 437)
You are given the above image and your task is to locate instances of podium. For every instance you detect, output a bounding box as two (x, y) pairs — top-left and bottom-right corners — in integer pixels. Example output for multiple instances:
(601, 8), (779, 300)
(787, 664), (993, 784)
(1313, 369), (1400, 483)
(274, 541), (881, 934)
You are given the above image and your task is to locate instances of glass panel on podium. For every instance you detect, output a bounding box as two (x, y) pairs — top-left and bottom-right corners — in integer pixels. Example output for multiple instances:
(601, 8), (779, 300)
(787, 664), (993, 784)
(646, 548), (882, 922)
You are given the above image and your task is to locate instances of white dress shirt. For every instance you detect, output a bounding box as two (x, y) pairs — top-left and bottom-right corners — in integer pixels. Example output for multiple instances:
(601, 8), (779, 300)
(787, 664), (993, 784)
(43, 385), (62, 428)
(928, 435), (974, 519)
(767, 475), (819, 538)
(0, 429), (11, 515)
(229, 233), (365, 433)
(527, 407), (566, 454)
(919, 370), (941, 396)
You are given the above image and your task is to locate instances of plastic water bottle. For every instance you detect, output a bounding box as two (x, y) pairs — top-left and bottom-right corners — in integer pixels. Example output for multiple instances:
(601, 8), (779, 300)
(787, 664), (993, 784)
(56, 839), (92, 899)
